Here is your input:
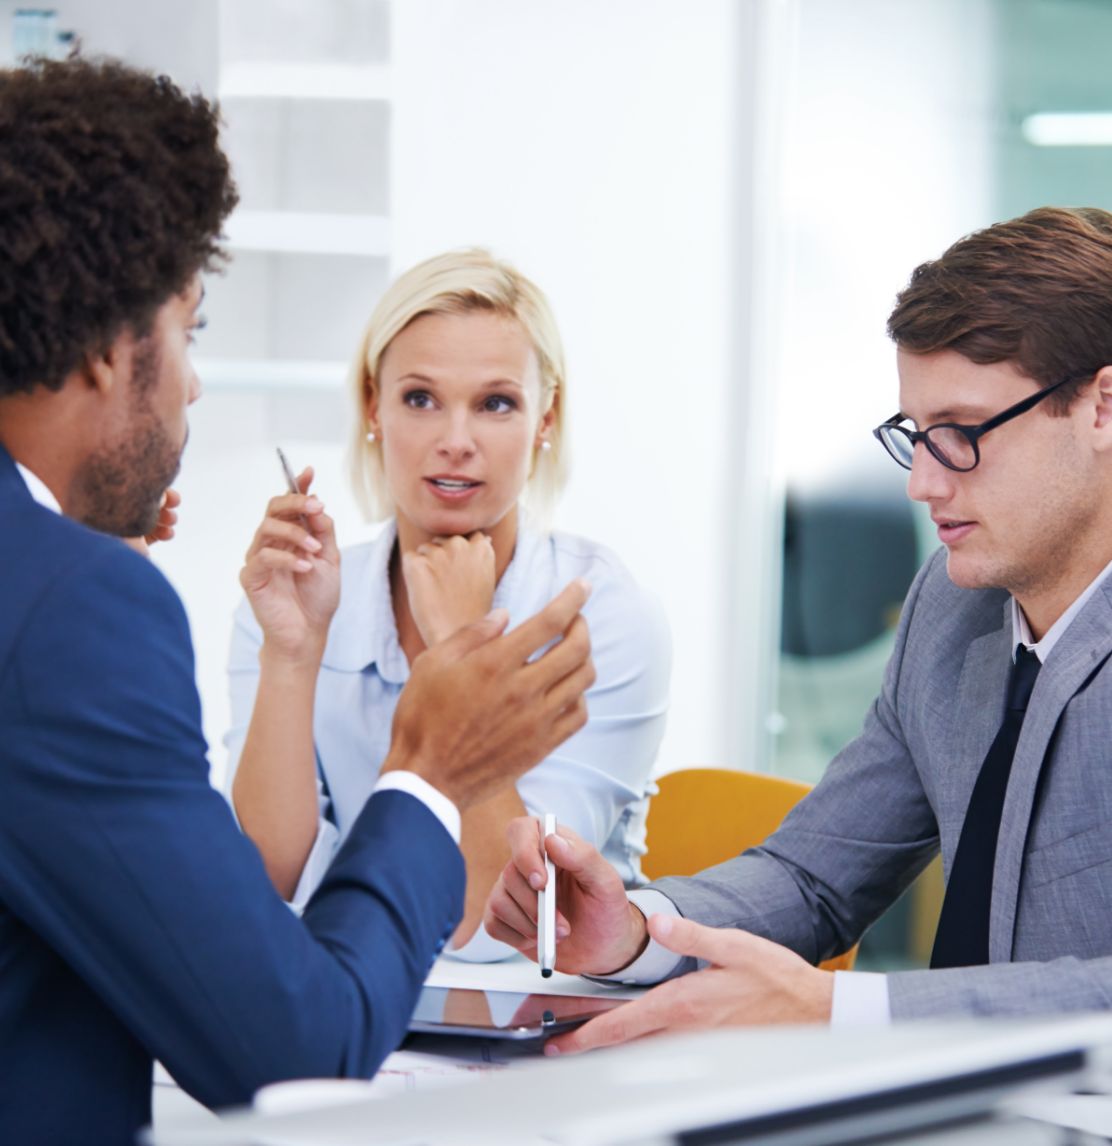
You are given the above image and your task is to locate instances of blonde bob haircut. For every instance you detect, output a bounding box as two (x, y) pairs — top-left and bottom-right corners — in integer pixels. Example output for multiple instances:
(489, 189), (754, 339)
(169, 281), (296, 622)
(347, 248), (570, 523)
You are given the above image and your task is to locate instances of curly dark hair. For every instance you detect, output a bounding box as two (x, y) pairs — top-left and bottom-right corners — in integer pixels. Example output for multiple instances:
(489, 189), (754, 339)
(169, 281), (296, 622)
(888, 206), (1112, 414)
(0, 56), (238, 395)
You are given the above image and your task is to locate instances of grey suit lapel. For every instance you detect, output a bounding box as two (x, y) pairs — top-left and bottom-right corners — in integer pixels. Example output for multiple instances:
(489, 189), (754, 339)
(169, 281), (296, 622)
(992, 580), (1112, 961)
(942, 606), (1012, 866)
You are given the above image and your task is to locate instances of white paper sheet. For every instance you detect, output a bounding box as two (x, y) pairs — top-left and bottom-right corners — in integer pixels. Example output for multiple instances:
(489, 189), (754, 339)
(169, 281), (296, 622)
(424, 952), (643, 1000)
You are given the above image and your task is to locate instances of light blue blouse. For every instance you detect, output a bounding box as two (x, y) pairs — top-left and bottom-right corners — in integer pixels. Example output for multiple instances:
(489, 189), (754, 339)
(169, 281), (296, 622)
(225, 518), (671, 923)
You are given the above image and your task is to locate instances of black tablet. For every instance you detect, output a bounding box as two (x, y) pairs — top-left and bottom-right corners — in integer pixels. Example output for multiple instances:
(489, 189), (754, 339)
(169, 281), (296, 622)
(408, 986), (629, 1040)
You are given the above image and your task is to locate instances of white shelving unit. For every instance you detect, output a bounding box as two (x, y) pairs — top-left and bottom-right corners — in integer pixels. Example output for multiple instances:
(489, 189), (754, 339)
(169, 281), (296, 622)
(203, 0), (392, 393)
(218, 59), (390, 101)
(223, 209), (390, 257)
(192, 357), (347, 392)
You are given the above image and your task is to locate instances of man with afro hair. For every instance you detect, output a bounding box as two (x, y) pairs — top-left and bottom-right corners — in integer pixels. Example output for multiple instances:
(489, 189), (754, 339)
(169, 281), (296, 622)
(0, 57), (592, 1145)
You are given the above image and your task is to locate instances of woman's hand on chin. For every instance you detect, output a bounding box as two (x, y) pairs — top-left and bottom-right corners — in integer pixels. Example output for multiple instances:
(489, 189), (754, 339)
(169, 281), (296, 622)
(403, 532), (496, 646)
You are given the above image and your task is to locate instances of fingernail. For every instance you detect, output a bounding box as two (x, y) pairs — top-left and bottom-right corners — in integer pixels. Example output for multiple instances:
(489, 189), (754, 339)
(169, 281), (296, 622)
(543, 1043), (560, 1057)
(556, 923), (570, 940)
(654, 915), (673, 940)
(295, 559), (313, 572)
(305, 497), (323, 512)
(303, 536), (322, 552)
(528, 872), (544, 890)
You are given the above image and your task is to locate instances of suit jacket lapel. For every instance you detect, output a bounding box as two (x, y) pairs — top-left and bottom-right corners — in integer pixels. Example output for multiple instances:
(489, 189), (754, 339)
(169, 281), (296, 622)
(991, 580), (1112, 961)
(943, 606), (1012, 862)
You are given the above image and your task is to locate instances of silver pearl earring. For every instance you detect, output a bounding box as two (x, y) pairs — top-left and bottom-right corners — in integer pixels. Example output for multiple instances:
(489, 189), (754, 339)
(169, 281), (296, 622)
(366, 430), (376, 443)
(540, 440), (552, 452)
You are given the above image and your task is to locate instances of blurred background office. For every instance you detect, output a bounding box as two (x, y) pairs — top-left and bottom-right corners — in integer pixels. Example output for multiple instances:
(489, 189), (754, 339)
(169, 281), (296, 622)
(4, 0), (1107, 967)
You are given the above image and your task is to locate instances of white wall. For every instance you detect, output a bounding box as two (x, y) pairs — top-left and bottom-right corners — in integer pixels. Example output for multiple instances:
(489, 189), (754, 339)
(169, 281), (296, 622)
(391, 0), (749, 775)
(778, 0), (998, 488)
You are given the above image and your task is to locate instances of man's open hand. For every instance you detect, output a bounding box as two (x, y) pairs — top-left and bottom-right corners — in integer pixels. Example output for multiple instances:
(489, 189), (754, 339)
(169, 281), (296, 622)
(383, 579), (595, 811)
(543, 916), (835, 1056)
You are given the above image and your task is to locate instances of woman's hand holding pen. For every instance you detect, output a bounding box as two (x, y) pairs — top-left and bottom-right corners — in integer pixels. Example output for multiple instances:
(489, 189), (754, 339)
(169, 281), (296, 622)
(240, 466), (341, 664)
(402, 532), (496, 647)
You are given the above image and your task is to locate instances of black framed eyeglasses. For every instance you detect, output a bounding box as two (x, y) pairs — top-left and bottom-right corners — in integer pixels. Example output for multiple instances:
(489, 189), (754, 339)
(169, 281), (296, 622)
(872, 372), (1084, 473)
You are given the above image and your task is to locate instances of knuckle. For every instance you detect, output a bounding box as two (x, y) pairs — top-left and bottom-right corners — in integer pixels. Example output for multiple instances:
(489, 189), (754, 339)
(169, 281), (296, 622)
(570, 621), (591, 658)
(572, 696), (589, 729)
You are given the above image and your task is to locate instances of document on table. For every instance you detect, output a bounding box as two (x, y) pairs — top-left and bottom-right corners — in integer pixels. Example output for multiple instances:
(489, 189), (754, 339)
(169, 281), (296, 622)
(255, 1042), (519, 1111)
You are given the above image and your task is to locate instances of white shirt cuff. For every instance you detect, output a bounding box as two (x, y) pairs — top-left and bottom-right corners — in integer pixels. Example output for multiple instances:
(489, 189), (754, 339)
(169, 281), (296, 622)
(288, 817), (340, 913)
(589, 889), (685, 985)
(830, 971), (891, 1026)
(373, 771), (461, 845)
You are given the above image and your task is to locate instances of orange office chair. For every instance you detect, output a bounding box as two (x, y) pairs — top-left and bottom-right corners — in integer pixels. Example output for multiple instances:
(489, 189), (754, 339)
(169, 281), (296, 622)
(643, 767), (857, 972)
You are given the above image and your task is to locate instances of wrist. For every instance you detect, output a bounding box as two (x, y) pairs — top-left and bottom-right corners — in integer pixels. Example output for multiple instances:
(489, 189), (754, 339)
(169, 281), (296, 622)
(596, 903), (651, 976)
(807, 969), (836, 1024)
(258, 639), (326, 676)
(380, 745), (453, 800)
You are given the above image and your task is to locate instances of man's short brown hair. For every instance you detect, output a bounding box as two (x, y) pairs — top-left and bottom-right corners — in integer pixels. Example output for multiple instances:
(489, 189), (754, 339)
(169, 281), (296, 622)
(887, 206), (1112, 411)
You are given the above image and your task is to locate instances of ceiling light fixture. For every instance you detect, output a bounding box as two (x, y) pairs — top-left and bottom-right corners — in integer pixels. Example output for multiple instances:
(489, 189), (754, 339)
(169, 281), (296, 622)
(1022, 113), (1112, 147)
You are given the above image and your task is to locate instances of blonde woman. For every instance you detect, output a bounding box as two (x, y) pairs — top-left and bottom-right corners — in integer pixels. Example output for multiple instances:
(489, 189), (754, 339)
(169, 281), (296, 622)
(225, 250), (670, 959)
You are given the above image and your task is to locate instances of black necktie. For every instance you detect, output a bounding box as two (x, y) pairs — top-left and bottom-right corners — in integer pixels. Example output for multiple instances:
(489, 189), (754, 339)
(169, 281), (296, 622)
(930, 645), (1042, 970)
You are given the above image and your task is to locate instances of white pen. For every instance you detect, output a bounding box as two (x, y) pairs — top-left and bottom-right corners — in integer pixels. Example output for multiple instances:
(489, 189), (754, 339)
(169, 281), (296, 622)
(538, 813), (557, 978)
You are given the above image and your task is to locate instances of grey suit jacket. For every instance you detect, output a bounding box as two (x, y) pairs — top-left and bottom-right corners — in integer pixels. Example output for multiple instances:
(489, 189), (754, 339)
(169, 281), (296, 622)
(653, 547), (1112, 1018)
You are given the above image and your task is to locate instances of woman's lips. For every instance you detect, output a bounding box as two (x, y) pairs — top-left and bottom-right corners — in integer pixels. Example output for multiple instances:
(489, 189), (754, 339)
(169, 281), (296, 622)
(424, 476), (483, 502)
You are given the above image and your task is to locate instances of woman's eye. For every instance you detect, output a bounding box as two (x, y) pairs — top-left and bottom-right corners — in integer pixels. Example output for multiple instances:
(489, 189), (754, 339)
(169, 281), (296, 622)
(481, 394), (517, 414)
(188, 315), (208, 345)
(403, 390), (434, 410)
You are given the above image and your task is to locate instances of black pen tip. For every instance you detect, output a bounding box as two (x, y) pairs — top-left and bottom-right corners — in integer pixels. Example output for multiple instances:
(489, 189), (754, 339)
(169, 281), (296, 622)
(541, 968), (552, 978)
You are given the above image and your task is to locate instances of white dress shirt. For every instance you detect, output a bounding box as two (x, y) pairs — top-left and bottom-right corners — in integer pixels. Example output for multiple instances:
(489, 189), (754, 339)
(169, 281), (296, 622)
(15, 461), (61, 514)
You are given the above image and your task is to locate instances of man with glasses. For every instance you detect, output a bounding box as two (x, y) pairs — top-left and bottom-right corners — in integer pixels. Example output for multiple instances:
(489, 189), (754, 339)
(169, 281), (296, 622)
(486, 205), (1112, 1046)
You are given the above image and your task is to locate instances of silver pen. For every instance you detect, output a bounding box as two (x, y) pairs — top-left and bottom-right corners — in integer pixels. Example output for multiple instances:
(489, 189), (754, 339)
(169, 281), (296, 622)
(275, 446), (310, 530)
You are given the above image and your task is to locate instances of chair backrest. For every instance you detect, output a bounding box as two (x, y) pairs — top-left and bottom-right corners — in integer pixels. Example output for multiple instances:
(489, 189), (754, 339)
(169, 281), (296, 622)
(643, 767), (856, 972)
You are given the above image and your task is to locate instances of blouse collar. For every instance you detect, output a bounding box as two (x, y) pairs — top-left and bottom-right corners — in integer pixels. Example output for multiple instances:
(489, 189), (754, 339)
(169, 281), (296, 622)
(321, 513), (543, 683)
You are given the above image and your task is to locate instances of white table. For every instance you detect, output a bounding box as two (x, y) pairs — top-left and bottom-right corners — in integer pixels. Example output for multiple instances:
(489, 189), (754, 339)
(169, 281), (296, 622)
(147, 1014), (1112, 1146)
(150, 954), (641, 1132)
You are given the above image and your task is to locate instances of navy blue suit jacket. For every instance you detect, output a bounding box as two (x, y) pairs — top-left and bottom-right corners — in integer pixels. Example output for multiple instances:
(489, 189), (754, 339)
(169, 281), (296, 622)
(0, 446), (465, 1145)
